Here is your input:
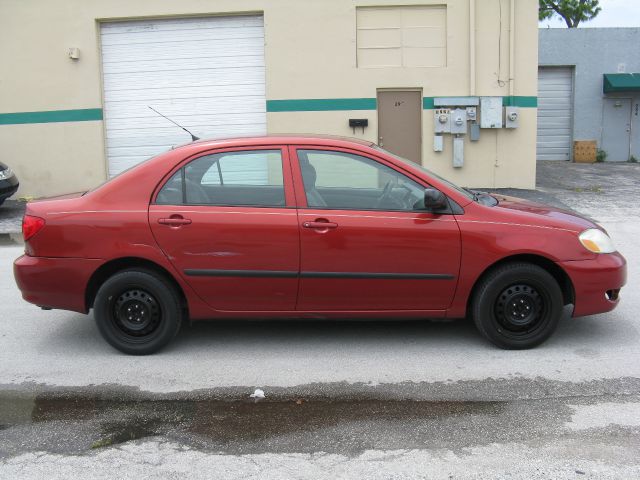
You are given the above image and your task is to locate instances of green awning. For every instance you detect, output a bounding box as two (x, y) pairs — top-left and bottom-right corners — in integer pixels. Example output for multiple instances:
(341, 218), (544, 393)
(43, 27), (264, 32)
(603, 73), (640, 93)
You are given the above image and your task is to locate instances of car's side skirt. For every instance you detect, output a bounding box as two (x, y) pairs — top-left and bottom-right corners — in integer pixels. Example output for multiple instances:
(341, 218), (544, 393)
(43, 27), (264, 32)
(184, 269), (455, 280)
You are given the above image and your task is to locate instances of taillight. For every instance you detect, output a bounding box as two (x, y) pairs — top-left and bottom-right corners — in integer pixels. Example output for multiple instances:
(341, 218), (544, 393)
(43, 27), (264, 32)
(22, 215), (45, 241)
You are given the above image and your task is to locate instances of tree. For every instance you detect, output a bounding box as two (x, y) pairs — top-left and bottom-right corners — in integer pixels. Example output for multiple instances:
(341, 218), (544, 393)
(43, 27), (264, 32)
(539, 0), (602, 28)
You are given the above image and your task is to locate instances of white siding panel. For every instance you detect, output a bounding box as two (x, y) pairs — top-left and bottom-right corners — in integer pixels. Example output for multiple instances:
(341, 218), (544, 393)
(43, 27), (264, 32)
(537, 67), (574, 161)
(100, 16), (266, 176)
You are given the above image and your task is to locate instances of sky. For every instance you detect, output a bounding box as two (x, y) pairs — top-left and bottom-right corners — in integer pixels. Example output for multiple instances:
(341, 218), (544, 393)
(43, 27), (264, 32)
(539, 0), (640, 28)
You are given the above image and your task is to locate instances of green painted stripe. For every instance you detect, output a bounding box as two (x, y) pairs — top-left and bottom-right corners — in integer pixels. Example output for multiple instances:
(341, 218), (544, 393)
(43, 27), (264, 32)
(502, 96), (537, 108)
(268, 96), (536, 112)
(1, 97), (536, 124)
(422, 97), (436, 109)
(267, 98), (377, 112)
(422, 96), (537, 109)
(0, 108), (103, 125)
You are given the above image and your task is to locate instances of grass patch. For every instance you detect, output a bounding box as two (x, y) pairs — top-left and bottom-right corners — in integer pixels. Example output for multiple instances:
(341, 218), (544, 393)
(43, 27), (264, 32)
(572, 185), (603, 193)
(91, 437), (113, 449)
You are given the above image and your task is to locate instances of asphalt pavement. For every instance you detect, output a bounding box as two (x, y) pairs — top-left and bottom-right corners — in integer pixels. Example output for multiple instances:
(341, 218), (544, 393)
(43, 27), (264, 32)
(1, 161), (639, 479)
(0, 199), (23, 234)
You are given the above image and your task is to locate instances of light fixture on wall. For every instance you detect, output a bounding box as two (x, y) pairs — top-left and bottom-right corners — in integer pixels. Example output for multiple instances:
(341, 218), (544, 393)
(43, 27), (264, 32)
(68, 48), (80, 60)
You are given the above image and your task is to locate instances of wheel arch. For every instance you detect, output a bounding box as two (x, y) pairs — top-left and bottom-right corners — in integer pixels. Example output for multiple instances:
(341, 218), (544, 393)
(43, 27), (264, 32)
(85, 257), (188, 314)
(466, 254), (575, 315)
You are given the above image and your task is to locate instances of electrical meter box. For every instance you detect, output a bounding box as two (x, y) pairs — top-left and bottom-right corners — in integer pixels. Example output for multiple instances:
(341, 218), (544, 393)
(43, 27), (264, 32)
(453, 137), (464, 168)
(434, 109), (451, 133)
(504, 106), (519, 129)
(470, 123), (481, 141)
(466, 107), (477, 122)
(450, 108), (467, 135)
(480, 97), (503, 128)
(433, 135), (444, 152)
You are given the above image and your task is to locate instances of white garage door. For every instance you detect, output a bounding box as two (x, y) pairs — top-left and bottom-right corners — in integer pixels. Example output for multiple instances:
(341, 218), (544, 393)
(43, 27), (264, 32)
(100, 16), (266, 177)
(537, 67), (574, 161)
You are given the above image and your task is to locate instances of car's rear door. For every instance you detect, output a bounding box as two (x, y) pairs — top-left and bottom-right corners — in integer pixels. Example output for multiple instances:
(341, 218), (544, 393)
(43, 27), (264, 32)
(291, 146), (461, 312)
(149, 146), (299, 312)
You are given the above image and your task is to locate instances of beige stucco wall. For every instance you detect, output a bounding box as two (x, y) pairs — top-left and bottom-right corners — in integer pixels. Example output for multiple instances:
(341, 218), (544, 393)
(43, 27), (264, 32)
(0, 0), (538, 198)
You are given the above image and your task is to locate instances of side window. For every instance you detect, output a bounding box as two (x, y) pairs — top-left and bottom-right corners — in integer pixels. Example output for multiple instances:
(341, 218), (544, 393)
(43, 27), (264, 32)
(198, 151), (284, 186)
(156, 170), (183, 205)
(156, 150), (286, 207)
(298, 150), (426, 211)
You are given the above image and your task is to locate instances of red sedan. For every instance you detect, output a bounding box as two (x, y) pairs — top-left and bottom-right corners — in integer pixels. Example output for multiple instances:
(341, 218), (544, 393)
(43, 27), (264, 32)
(14, 136), (626, 354)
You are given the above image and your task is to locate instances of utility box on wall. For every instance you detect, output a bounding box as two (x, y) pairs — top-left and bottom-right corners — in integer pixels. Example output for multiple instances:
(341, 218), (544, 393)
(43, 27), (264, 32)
(434, 109), (451, 133)
(450, 109), (467, 135)
(504, 106), (519, 129)
(480, 97), (503, 128)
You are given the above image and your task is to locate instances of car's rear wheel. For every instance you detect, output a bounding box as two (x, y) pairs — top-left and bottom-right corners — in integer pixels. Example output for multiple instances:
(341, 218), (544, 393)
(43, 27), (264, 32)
(94, 269), (182, 355)
(471, 262), (563, 349)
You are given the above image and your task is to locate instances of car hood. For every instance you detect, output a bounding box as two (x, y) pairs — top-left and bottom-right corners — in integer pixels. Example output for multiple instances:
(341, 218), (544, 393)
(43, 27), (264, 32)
(491, 194), (598, 232)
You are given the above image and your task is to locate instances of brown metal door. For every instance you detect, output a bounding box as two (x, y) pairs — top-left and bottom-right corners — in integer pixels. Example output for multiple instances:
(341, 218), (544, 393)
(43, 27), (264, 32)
(377, 90), (422, 164)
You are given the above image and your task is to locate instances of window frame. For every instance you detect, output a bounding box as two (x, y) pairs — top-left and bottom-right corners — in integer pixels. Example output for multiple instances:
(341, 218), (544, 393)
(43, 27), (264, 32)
(290, 146), (440, 213)
(152, 146), (296, 209)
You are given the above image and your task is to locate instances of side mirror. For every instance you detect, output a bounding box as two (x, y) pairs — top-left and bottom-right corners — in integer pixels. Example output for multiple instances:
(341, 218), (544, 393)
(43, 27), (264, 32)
(424, 188), (448, 211)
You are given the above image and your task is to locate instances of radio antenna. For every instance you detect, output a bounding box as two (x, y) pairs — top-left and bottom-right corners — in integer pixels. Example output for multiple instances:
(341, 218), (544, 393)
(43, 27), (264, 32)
(148, 106), (200, 141)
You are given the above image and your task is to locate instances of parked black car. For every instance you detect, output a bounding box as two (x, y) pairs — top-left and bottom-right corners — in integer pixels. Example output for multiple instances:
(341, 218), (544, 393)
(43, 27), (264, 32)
(0, 162), (19, 206)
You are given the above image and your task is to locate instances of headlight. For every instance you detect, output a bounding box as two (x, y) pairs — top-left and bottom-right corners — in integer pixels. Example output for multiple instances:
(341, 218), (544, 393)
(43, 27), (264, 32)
(0, 167), (13, 180)
(579, 228), (616, 254)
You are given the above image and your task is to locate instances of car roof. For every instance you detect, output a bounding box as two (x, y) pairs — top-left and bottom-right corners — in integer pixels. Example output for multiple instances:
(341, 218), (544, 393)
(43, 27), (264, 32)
(180, 134), (375, 150)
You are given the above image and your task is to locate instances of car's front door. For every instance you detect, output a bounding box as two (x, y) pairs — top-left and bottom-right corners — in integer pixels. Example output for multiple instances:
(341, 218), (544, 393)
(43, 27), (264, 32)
(149, 147), (299, 312)
(292, 147), (461, 312)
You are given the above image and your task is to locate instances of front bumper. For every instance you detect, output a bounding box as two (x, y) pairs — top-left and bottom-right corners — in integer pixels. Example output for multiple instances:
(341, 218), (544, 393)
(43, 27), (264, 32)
(0, 175), (19, 201)
(14, 254), (103, 313)
(560, 251), (627, 317)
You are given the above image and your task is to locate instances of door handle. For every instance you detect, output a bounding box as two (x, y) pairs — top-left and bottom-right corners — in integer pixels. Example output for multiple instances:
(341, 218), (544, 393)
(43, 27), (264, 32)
(302, 220), (338, 230)
(158, 215), (192, 226)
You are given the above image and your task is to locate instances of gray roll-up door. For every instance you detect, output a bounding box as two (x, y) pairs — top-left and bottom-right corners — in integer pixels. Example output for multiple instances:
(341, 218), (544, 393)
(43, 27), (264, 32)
(537, 67), (574, 161)
(100, 15), (267, 177)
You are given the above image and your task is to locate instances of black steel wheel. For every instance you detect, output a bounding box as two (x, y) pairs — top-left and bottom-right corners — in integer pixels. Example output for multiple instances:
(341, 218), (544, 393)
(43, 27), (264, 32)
(472, 263), (563, 349)
(113, 288), (161, 337)
(94, 269), (182, 355)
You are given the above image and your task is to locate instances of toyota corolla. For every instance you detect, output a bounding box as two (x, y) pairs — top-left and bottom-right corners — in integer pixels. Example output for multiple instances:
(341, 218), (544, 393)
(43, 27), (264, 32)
(13, 136), (626, 354)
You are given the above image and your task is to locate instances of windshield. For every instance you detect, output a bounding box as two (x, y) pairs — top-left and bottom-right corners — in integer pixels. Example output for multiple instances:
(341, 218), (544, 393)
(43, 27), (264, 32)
(374, 146), (476, 201)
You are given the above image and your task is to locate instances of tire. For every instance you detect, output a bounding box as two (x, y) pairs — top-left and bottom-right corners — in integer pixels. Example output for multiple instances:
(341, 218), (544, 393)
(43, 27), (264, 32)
(94, 269), (183, 355)
(471, 262), (563, 349)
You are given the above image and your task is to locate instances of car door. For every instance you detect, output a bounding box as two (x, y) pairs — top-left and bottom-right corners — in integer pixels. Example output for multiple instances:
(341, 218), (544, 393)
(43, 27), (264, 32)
(292, 146), (461, 312)
(149, 147), (299, 312)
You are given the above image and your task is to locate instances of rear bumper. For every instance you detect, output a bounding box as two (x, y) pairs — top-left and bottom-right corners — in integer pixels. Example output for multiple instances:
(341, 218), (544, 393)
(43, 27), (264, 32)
(560, 252), (627, 317)
(13, 255), (102, 313)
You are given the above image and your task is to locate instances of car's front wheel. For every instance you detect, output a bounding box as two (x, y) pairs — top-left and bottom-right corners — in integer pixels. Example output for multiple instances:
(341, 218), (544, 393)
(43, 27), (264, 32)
(94, 269), (183, 355)
(471, 262), (563, 349)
